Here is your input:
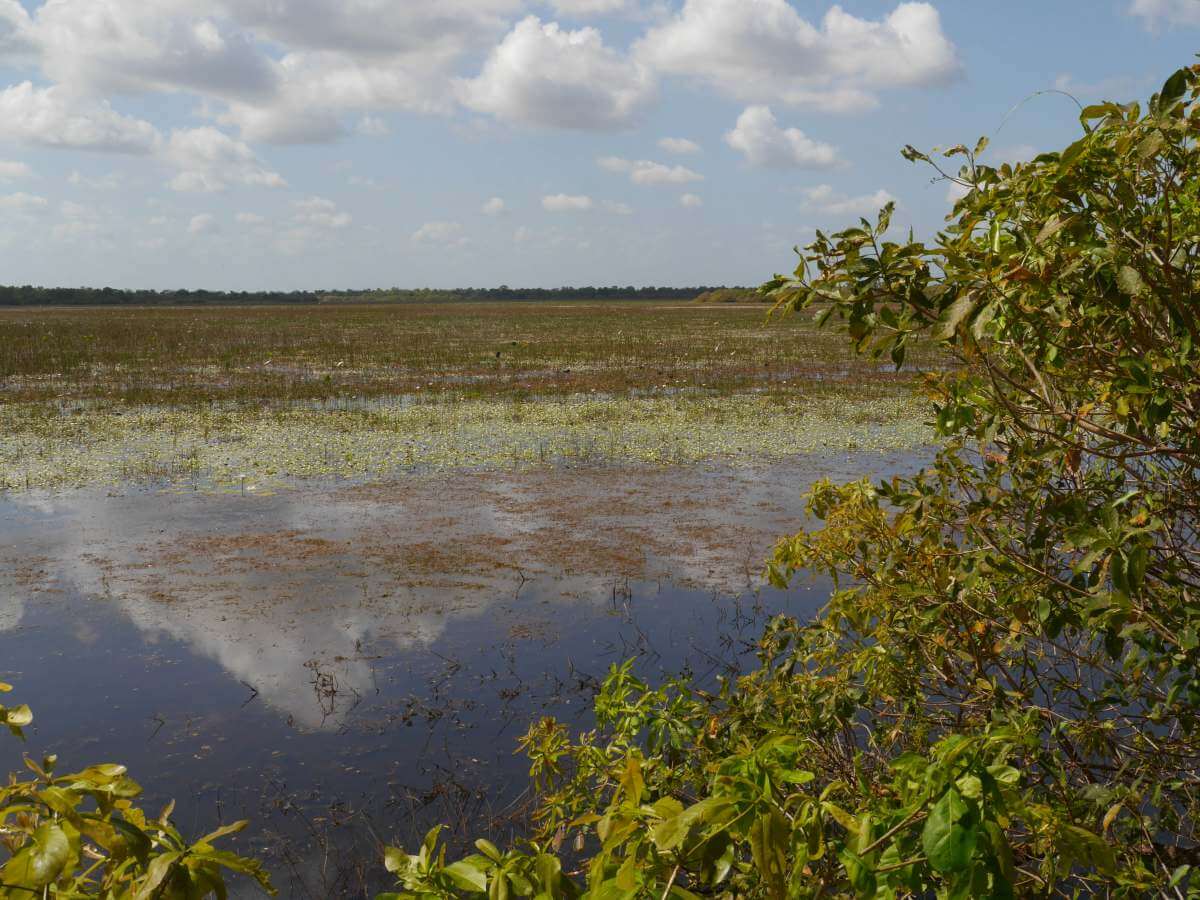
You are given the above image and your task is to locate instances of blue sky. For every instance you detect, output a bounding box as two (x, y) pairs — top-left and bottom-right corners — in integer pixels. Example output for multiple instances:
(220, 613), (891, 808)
(0, 0), (1195, 290)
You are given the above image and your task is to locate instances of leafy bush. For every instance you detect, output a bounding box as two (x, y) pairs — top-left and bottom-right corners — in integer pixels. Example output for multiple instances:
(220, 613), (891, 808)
(0, 683), (274, 898)
(378, 64), (1200, 898)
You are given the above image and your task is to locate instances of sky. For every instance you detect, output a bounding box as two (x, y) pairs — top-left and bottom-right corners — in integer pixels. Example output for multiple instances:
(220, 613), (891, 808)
(0, 0), (1196, 290)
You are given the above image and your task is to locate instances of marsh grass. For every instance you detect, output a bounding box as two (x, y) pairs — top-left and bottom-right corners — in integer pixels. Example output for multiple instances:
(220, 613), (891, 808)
(0, 301), (937, 404)
(0, 302), (937, 490)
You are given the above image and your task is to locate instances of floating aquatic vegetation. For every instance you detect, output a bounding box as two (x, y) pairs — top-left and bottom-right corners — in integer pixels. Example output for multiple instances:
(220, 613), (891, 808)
(0, 389), (930, 491)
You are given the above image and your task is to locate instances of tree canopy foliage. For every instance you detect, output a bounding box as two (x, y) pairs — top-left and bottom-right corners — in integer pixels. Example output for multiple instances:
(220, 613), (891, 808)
(376, 62), (1200, 898)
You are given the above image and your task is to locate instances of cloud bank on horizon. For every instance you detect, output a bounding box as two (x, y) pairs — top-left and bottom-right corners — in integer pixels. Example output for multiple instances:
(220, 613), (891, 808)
(0, 0), (1192, 289)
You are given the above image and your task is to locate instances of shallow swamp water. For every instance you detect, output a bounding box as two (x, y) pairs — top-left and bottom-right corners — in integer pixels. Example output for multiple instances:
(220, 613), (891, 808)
(0, 451), (928, 897)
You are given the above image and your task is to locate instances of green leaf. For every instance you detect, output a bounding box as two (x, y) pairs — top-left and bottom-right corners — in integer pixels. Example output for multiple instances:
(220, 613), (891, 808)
(1, 822), (74, 889)
(384, 846), (411, 874)
(1035, 214), (1073, 245)
(444, 859), (489, 892)
(922, 788), (978, 873)
(133, 851), (182, 900)
(1117, 266), (1147, 297)
(195, 819), (249, 847)
(935, 294), (977, 340)
(1159, 68), (1189, 111)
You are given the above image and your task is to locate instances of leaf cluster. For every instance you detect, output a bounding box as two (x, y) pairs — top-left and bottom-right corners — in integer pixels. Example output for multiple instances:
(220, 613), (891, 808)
(0, 683), (274, 899)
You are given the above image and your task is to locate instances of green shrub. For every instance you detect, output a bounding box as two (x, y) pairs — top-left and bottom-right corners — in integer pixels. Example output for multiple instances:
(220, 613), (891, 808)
(378, 63), (1200, 899)
(0, 683), (274, 898)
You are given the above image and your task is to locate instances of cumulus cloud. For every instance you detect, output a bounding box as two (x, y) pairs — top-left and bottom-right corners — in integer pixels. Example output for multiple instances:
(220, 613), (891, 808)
(0, 192), (47, 211)
(597, 156), (704, 185)
(724, 106), (840, 168)
(7, 0), (523, 147)
(637, 0), (961, 112)
(482, 197), (507, 216)
(356, 115), (390, 136)
(34, 2), (277, 101)
(1128, 0), (1200, 23)
(680, 193), (703, 208)
(0, 160), (32, 180)
(233, 0), (519, 58)
(0, 82), (160, 153)
(235, 212), (265, 225)
(658, 136), (701, 155)
(165, 126), (286, 192)
(187, 213), (219, 235)
(603, 200), (633, 215)
(542, 193), (594, 212)
(53, 199), (101, 240)
(0, 0), (36, 58)
(293, 196), (352, 229)
(68, 170), (122, 190)
(547, 0), (649, 16)
(412, 220), (467, 245)
(458, 16), (656, 130)
(801, 184), (896, 217)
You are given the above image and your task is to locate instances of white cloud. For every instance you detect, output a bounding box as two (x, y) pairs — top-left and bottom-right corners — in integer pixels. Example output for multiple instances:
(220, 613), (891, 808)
(236, 212), (266, 225)
(482, 197), (507, 216)
(603, 200), (633, 215)
(801, 184), (896, 217)
(0, 192), (47, 211)
(412, 220), (467, 245)
(0, 160), (32, 180)
(680, 193), (703, 208)
(68, 170), (121, 190)
(597, 156), (704, 185)
(514, 225), (533, 243)
(658, 136), (701, 155)
(52, 199), (101, 240)
(0, 82), (160, 153)
(33, 2), (277, 101)
(458, 16), (656, 130)
(542, 193), (593, 211)
(1128, 0), (1200, 24)
(547, 0), (661, 17)
(165, 126), (286, 192)
(356, 115), (391, 136)
(637, 0), (961, 112)
(0, 0), (35, 57)
(724, 106), (840, 168)
(233, 0), (519, 58)
(293, 196), (352, 229)
(60, 200), (96, 220)
(188, 213), (219, 235)
(10, 0), (524, 147)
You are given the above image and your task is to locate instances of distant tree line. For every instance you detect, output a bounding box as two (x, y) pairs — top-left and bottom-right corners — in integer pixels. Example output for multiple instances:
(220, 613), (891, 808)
(0, 284), (740, 307)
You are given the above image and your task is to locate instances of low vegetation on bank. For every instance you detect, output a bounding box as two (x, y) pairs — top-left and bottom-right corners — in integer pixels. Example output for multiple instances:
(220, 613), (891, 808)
(0, 301), (935, 491)
(692, 288), (765, 304)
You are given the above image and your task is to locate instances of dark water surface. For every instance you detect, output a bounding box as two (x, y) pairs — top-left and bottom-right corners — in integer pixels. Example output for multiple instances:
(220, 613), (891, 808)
(0, 453), (925, 897)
